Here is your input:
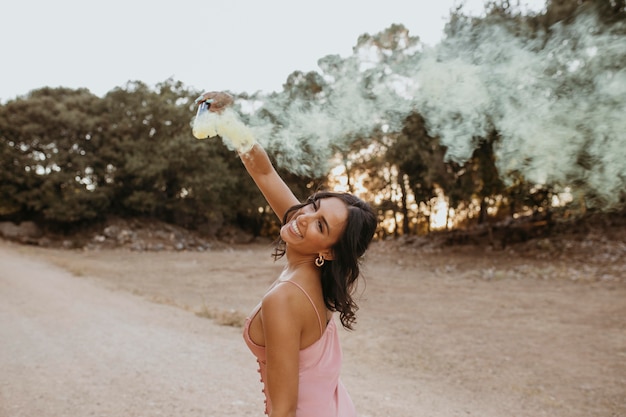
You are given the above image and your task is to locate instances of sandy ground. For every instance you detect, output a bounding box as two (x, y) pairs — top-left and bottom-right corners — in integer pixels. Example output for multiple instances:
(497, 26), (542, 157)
(0, 238), (625, 417)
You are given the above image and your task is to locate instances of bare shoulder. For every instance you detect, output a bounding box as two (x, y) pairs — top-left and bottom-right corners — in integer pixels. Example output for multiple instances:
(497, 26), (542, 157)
(259, 282), (308, 342)
(261, 277), (316, 323)
(262, 280), (303, 312)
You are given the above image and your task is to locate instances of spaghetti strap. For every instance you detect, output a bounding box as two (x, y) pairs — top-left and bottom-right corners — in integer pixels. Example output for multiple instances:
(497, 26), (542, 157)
(280, 280), (324, 337)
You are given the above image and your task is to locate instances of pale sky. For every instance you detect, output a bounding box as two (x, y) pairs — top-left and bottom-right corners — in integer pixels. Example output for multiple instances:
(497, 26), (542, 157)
(0, 0), (547, 103)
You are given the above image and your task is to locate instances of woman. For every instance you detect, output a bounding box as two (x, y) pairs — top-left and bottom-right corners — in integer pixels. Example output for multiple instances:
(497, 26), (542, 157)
(196, 91), (378, 417)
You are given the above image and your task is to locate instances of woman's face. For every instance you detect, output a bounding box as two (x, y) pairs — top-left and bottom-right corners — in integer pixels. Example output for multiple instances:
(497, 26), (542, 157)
(280, 197), (348, 257)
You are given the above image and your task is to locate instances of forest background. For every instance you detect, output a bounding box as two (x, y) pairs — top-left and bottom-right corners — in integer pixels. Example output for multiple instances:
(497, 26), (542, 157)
(1, 0), (624, 246)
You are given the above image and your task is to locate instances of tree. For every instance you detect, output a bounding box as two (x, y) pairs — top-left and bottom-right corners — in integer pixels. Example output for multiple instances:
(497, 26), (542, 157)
(469, 132), (505, 224)
(0, 87), (110, 224)
(542, 0), (625, 26)
(386, 112), (452, 234)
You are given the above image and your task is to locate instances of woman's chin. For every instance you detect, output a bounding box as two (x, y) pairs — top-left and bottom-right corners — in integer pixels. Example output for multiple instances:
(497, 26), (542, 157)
(279, 226), (291, 243)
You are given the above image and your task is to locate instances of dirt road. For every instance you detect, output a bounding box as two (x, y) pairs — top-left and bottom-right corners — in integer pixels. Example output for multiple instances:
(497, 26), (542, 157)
(0, 242), (261, 417)
(1, 239), (624, 416)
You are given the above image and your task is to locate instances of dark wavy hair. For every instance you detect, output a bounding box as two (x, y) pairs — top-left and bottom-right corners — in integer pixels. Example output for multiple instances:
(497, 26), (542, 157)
(272, 191), (378, 330)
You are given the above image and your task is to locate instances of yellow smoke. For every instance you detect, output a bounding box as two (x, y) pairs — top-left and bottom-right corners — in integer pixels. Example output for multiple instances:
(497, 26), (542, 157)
(192, 108), (256, 153)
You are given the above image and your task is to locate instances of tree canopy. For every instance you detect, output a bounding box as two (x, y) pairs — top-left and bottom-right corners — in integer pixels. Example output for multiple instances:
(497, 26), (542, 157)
(1, 0), (624, 238)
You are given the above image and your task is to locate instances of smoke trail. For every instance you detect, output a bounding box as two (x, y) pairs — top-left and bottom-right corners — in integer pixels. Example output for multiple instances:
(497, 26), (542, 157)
(241, 52), (417, 176)
(231, 8), (625, 209)
(421, 11), (626, 208)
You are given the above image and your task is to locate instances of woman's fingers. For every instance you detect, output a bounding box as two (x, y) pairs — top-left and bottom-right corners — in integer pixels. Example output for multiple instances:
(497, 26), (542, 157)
(195, 91), (234, 113)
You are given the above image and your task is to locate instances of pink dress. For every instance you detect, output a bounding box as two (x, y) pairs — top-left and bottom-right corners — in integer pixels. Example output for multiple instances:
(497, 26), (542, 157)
(243, 280), (357, 417)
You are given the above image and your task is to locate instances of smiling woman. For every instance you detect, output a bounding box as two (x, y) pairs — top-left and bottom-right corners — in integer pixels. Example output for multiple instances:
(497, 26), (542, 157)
(194, 91), (377, 417)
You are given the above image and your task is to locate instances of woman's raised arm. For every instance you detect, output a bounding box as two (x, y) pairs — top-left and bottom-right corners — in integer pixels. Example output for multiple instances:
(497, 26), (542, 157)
(238, 144), (299, 222)
(195, 91), (299, 221)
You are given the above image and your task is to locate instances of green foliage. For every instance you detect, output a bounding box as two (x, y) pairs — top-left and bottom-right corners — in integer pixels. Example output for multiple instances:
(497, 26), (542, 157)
(0, 81), (252, 231)
(1, 2), (624, 238)
(0, 87), (108, 222)
(542, 0), (626, 26)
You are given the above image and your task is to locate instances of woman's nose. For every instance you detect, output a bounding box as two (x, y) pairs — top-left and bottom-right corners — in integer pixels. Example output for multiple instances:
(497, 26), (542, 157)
(298, 213), (312, 226)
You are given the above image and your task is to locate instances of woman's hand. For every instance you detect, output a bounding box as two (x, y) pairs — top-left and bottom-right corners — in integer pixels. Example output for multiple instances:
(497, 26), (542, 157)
(195, 91), (234, 113)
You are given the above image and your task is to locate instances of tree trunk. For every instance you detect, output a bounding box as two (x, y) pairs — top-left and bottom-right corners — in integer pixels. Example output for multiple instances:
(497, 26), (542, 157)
(400, 173), (410, 235)
(479, 197), (488, 224)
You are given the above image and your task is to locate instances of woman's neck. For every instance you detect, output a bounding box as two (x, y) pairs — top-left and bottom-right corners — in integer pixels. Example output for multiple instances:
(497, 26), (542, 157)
(283, 249), (318, 277)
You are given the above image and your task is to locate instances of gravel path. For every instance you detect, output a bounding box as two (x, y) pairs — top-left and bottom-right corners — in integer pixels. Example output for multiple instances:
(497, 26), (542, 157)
(3, 240), (624, 417)
(0, 246), (260, 417)
(0, 243), (473, 417)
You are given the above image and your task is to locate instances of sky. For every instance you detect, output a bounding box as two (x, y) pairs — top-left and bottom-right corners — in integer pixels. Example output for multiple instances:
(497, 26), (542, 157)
(0, 0), (547, 103)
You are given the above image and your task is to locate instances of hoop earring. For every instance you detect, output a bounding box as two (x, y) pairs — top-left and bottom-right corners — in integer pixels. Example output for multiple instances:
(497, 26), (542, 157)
(315, 255), (325, 267)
